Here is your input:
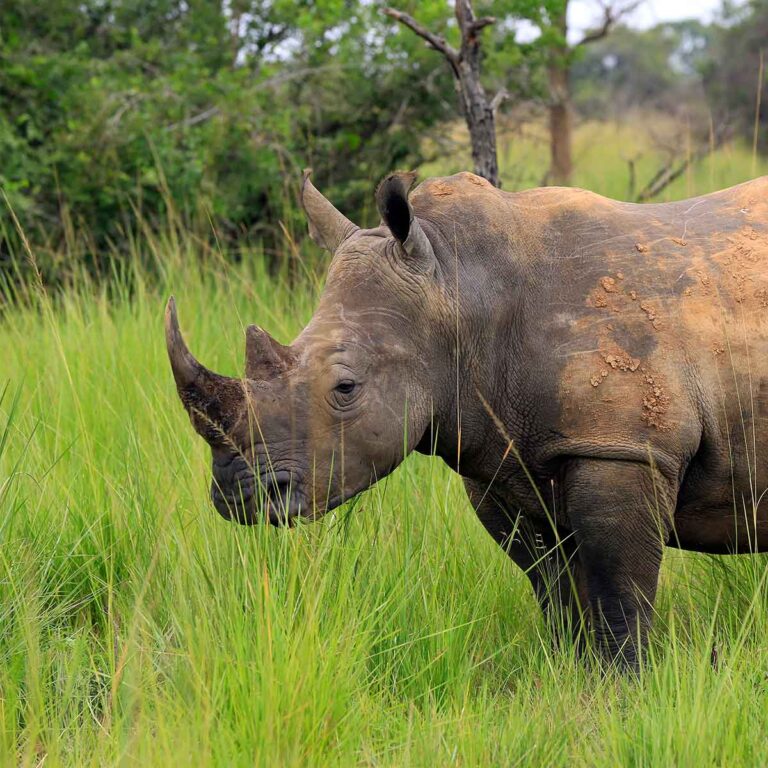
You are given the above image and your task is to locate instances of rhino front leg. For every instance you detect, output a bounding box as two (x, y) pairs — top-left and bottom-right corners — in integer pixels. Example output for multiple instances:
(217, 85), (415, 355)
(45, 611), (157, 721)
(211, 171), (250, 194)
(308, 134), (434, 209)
(563, 458), (674, 668)
(463, 479), (589, 649)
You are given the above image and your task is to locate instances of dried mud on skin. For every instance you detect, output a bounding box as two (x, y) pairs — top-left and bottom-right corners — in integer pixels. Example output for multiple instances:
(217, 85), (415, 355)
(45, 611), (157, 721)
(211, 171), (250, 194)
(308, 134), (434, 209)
(641, 371), (672, 431)
(585, 270), (672, 430)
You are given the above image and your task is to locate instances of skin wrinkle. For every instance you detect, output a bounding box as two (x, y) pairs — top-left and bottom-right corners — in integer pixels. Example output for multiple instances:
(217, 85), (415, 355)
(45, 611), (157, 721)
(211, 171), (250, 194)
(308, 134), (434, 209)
(169, 171), (768, 667)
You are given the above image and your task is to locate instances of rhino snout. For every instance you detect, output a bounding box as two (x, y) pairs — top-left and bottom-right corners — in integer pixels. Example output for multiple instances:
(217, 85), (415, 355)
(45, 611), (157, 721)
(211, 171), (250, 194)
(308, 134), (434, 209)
(210, 454), (302, 526)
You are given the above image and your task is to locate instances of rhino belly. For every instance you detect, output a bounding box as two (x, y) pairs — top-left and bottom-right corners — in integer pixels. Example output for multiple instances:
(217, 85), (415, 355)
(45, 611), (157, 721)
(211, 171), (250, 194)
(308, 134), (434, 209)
(672, 416), (768, 553)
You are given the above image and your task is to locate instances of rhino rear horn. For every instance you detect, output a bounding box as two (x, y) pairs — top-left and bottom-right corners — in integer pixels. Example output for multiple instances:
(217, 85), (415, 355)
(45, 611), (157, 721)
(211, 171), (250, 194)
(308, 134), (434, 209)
(245, 324), (291, 379)
(376, 172), (435, 273)
(301, 169), (359, 252)
(165, 297), (245, 443)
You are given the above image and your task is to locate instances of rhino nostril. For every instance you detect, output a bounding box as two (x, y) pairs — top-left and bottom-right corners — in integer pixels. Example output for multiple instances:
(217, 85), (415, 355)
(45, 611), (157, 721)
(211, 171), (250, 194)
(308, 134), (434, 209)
(260, 470), (293, 509)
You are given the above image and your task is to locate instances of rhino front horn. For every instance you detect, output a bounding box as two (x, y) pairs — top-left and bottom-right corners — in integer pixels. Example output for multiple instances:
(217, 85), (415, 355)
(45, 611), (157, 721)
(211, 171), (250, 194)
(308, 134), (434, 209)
(165, 296), (209, 389)
(165, 296), (245, 443)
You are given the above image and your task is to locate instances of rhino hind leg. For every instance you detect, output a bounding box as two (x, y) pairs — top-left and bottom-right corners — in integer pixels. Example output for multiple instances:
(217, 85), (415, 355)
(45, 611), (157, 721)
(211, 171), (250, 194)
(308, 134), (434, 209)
(463, 479), (589, 652)
(562, 458), (674, 669)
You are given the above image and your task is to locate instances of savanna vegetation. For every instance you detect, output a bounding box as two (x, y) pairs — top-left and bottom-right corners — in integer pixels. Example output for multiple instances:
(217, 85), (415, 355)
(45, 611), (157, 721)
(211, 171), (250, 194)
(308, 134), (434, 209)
(2, 0), (767, 273)
(2, 0), (768, 765)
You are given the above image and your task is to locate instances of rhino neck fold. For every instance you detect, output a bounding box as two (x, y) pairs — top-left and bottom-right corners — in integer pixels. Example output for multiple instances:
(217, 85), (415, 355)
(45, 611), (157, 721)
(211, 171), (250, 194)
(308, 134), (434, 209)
(422, 327), (528, 483)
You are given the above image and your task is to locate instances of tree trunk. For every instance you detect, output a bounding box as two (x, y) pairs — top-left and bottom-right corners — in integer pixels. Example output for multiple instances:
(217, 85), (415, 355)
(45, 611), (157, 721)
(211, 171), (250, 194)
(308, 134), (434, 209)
(547, 64), (573, 186)
(546, 4), (573, 187)
(454, 0), (500, 187)
(458, 62), (499, 187)
(383, 1), (502, 188)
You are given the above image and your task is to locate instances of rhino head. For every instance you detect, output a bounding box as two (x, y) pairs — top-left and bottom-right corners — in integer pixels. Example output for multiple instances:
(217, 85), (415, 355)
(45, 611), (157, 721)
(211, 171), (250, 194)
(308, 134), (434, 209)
(166, 171), (453, 525)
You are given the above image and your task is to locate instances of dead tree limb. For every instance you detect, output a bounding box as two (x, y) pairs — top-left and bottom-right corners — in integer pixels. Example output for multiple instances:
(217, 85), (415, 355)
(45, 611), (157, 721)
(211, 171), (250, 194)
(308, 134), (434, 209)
(636, 127), (729, 202)
(490, 88), (510, 112)
(620, 149), (643, 200)
(576, 0), (641, 47)
(636, 153), (702, 202)
(384, 1), (502, 187)
(382, 8), (460, 70)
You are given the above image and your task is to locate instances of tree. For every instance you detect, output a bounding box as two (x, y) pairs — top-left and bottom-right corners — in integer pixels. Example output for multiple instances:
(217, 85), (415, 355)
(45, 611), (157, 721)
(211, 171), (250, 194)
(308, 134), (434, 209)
(536, 0), (640, 185)
(384, 1), (509, 187)
(382, 1), (640, 188)
(571, 21), (714, 119)
(0, 0), (458, 274)
(703, 0), (768, 152)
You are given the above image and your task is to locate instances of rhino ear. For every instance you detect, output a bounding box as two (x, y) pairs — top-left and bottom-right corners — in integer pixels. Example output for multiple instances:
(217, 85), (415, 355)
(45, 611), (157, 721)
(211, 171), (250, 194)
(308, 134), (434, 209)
(301, 169), (359, 252)
(376, 172), (435, 273)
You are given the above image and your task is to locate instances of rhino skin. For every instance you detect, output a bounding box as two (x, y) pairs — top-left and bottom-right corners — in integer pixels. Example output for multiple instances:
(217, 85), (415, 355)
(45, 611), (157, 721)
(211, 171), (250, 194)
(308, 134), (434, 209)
(166, 170), (768, 667)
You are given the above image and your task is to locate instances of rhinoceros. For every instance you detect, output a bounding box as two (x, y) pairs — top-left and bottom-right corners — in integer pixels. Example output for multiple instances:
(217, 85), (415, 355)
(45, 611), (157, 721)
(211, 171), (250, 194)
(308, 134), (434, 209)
(166, 169), (768, 666)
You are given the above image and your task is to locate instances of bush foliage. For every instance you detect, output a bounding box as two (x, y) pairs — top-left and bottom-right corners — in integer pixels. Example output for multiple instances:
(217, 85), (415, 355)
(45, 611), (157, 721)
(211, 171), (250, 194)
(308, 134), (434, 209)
(1, 0), (766, 273)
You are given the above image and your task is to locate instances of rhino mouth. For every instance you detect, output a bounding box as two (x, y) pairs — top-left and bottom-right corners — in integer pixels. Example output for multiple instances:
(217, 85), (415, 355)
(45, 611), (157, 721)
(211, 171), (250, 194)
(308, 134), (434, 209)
(210, 459), (304, 526)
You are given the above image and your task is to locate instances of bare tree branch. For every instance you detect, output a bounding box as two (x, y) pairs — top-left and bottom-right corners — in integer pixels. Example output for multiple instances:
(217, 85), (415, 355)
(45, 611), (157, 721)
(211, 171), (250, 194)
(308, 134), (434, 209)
(470, 16), (496, 35)
(383, 7), (459, 71)
(490, 88), (509, 112)
(454, 0), (497, 47)
(636, 124), (730, 201)
(576, 1), (641, 47)
(576, 7), (615, 46)
(165, 106), (220, 132)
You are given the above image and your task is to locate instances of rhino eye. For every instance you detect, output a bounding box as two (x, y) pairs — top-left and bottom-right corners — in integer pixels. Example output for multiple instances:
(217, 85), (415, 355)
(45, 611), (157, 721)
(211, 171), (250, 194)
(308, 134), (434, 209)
(335, 380), (356, 395)
(331, 379), (359, 409)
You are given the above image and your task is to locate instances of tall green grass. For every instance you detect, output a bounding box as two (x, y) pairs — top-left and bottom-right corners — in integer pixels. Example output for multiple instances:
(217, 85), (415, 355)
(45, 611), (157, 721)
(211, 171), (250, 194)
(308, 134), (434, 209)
(2, 149), (768, 766)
